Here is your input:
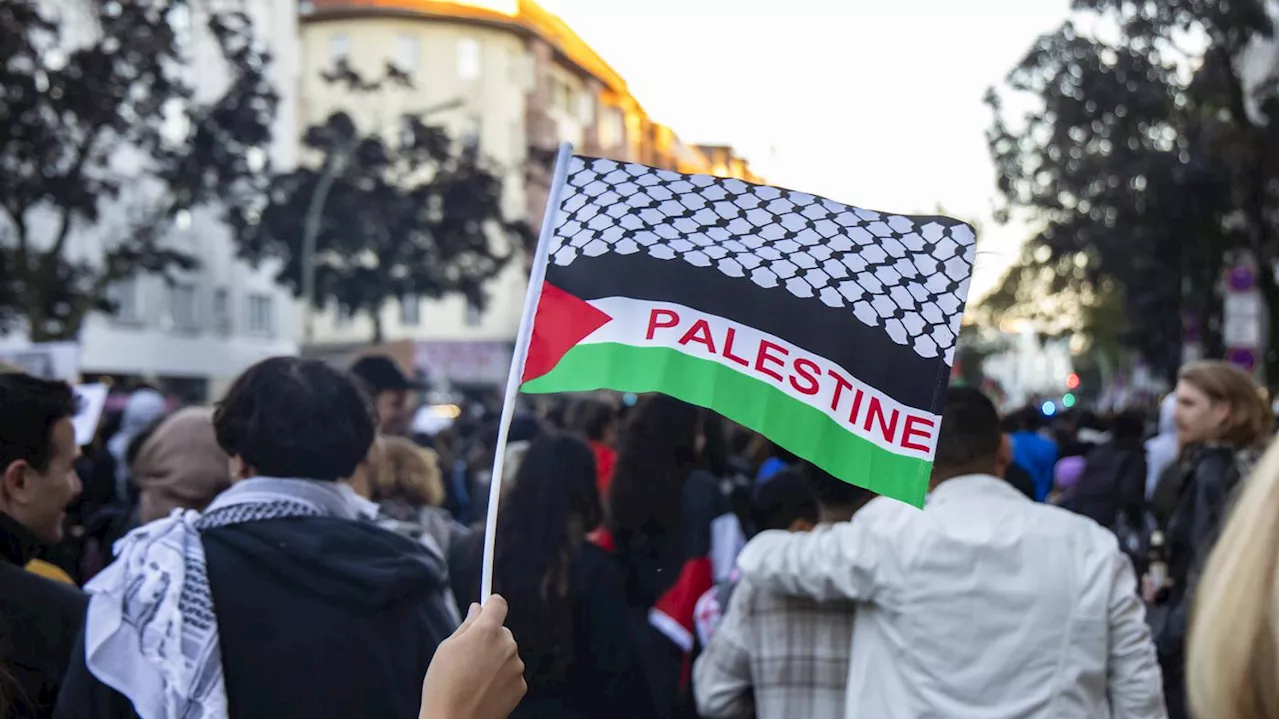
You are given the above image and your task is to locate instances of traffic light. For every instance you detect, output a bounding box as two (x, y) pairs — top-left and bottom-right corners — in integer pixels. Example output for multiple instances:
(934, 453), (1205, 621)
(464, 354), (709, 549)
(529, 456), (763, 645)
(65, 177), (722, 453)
(1066, 372), (1081, 390)
(1062, 392), (1076, 408)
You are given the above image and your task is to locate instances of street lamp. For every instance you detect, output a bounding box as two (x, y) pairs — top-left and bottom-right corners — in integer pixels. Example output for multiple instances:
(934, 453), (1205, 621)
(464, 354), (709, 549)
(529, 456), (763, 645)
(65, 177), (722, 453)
(299, 97), (468, 344)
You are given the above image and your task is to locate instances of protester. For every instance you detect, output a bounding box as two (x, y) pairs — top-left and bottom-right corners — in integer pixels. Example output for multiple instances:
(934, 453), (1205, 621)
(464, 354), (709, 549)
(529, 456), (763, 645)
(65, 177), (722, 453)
(351, 354), (420, 436)
(1186, 441), (1278, 719)
(695, 464), (874, 719)
(0, 373), (88, 719)
(735, 386), (1165, 718)
(1148, 360), (1273, 719)
(103, 388), (167, 502)
(369, 435), (470, 557)
(56, 357), (458, 719)
(692, 467), (818, 647)
(490, 433), (653, 718)
(131, 407), (232, 523)
(567, 397), (618, 497)
(1070, 410), (1148, 534)
(1144, 394), (1179, 500)
(1004, 406), (1059, 501)
(419, 595), (527, 719)
(601, 395), (745, 717)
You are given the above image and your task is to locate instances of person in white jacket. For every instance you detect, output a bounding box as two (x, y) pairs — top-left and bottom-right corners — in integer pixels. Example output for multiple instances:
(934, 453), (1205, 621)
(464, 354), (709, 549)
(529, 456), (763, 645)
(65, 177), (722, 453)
(735, 386), (1167, 719)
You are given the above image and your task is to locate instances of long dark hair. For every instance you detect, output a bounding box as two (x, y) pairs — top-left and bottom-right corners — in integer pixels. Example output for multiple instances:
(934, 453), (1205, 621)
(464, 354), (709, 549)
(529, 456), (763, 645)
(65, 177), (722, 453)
(494, 433), (602, 683)
(609, 394), (702, 540)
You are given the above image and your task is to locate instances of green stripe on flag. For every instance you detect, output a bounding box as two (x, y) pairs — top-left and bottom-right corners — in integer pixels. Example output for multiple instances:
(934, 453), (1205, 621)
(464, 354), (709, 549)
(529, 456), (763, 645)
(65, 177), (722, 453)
(521, 342), (931, 507)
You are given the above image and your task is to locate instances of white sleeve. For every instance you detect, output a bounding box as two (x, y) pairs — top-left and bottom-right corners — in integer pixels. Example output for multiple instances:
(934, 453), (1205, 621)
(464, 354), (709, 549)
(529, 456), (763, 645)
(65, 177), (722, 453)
(735, 518), (889, 602)
(1105, 547), (1168, 719)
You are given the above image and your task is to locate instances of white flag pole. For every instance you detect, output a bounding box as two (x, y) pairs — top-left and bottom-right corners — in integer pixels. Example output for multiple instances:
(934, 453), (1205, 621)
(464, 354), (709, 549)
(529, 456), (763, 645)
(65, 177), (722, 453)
(479, 142), (575, 602)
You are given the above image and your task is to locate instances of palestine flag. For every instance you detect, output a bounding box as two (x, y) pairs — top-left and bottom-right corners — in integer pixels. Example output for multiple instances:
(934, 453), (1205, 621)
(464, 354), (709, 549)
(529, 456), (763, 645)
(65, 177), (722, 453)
(521, 156), (976, 507)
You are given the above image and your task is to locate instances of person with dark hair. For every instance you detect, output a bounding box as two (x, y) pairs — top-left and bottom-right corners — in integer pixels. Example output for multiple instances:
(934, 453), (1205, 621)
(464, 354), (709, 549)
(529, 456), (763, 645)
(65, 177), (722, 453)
(599, 394), (745, 718)
(350, 354), (422, 436)
(0, 374), (87, 719)
(567, 397), (619, 496)
(1069, 410), (1149, 535)
(56, 357), (459, 719)
(691, 468), (819, 651)
(1006, 405), (1059, 501)
(695, 464), (874, 719)
(735, 386), (1165, 718)
(483, 434), (653, 718)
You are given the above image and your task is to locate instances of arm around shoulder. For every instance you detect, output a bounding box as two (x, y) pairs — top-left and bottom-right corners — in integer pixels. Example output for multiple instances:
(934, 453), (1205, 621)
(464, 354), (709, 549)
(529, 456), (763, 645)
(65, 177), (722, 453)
(735, 514), (890, 602)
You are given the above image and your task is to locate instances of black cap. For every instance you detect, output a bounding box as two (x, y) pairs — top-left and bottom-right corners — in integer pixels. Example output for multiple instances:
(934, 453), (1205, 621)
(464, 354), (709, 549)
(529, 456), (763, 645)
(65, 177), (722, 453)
(350, 355), (422, 394)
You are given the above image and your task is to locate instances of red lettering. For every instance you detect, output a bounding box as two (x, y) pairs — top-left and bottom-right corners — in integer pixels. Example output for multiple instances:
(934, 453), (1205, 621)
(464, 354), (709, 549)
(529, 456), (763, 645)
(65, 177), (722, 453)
(827, 370), (853, 412)
(901, 415), (935, 452)
(677, 319), (717, 353)
(789, 357), (821, 395)
(863, 398), (900, 444)
(646, 308), (680, 340)
(754, 340), (788, 382)
(722, 327), (750, 366)
(847, 388), (865, 425)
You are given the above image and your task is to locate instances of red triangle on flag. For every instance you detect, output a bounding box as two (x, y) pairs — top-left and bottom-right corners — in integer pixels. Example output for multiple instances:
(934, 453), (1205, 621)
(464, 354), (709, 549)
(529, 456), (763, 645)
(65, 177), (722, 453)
(522, 282), (613, 384)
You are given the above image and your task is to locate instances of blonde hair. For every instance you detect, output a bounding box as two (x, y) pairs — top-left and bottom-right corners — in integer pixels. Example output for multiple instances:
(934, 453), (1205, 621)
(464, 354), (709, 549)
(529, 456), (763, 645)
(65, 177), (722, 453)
(1178, 360), (1273, 449)
(1187, 440), (1279, 719)
(371, 436), (444, 507)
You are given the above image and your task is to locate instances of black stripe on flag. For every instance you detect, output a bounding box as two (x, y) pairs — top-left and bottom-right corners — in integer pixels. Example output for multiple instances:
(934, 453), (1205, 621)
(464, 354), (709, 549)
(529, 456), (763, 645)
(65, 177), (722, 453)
(543, 157), (975, 413)
(546, 253), (950, 412)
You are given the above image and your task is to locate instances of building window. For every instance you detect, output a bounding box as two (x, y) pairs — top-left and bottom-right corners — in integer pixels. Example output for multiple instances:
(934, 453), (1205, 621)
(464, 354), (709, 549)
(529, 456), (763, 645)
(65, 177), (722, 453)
(107, 279), (140, 322)
(330, 33), (350, 65)
(458, 38), (481, 81)
(394, 33), (419, 73)
(169, 283), (198, 331)
(578, 91), (594, 125)
(465, 302), (483, 327)
(213, 287), (231, 333)
(548, 75), (577, 116)
(247, 293), (273, 335)
(400, 294), (420, 326)
(599, 106), (624, 148)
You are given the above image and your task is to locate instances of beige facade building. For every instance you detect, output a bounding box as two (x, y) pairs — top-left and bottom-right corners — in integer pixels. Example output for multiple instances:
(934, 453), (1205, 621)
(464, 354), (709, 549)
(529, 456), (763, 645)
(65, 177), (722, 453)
(299, 0), (761, 385)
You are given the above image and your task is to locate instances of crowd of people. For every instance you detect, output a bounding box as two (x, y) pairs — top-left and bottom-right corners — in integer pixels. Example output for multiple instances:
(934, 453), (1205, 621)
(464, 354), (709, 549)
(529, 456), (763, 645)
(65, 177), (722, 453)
(0, 353), (1275, 718)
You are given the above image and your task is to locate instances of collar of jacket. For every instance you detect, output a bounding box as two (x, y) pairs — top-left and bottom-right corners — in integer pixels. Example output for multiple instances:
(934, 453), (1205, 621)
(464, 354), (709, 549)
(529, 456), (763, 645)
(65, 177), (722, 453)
(0, 511), (45, 567)
(926, 473), (1025, 507)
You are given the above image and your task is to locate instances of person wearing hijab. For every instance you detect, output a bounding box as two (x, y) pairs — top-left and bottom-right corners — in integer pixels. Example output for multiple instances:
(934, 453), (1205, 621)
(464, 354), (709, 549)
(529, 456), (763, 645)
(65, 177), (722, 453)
(132, 408), (232, 523)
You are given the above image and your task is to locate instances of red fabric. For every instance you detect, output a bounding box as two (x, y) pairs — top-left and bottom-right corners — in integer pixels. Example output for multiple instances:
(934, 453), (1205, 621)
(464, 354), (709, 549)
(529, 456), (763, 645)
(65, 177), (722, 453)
(653, 556), (714, 642)
(588, 527), (615, 553)
(590, 441), (617, 497)
(521, 282), (613, 383)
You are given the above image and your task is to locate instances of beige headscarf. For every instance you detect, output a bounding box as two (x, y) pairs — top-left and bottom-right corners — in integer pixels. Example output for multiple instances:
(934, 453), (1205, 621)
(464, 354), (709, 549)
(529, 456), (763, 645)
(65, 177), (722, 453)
(132, 407), (232, 523)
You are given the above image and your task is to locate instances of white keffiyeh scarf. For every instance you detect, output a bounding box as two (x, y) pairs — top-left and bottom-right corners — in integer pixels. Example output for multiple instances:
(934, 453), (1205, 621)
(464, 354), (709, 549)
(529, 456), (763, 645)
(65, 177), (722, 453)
(83, 478), (378, 719)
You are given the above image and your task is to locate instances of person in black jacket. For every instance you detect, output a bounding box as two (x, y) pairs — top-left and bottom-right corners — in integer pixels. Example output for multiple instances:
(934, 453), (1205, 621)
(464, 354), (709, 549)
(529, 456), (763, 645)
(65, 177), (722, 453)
(55, 357), (459, 719)
(0, 373), (87, 719)
(1071, 410), (1148, 531)
(1148, 361), (1273, 719)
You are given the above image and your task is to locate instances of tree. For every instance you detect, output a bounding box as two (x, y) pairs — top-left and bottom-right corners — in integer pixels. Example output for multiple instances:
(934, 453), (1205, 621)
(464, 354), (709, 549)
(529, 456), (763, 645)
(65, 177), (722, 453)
(985, 0), (1278, 382)
(235, 62), (531, 343)
(0, 0), (277, 341)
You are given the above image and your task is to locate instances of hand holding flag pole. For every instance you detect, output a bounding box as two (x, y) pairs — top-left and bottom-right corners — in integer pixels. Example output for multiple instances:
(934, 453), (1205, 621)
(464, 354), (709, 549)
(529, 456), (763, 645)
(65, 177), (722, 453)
(479, 142), (576, 602)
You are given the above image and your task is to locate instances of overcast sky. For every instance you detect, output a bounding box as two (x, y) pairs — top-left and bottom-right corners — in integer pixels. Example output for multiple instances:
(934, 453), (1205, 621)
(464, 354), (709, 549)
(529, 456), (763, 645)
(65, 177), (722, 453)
(541, 0), (1072, 297)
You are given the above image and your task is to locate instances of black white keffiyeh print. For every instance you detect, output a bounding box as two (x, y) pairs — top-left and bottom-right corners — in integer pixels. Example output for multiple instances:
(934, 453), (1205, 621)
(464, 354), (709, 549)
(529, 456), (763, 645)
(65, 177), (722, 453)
(82, 478), (378, 719)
